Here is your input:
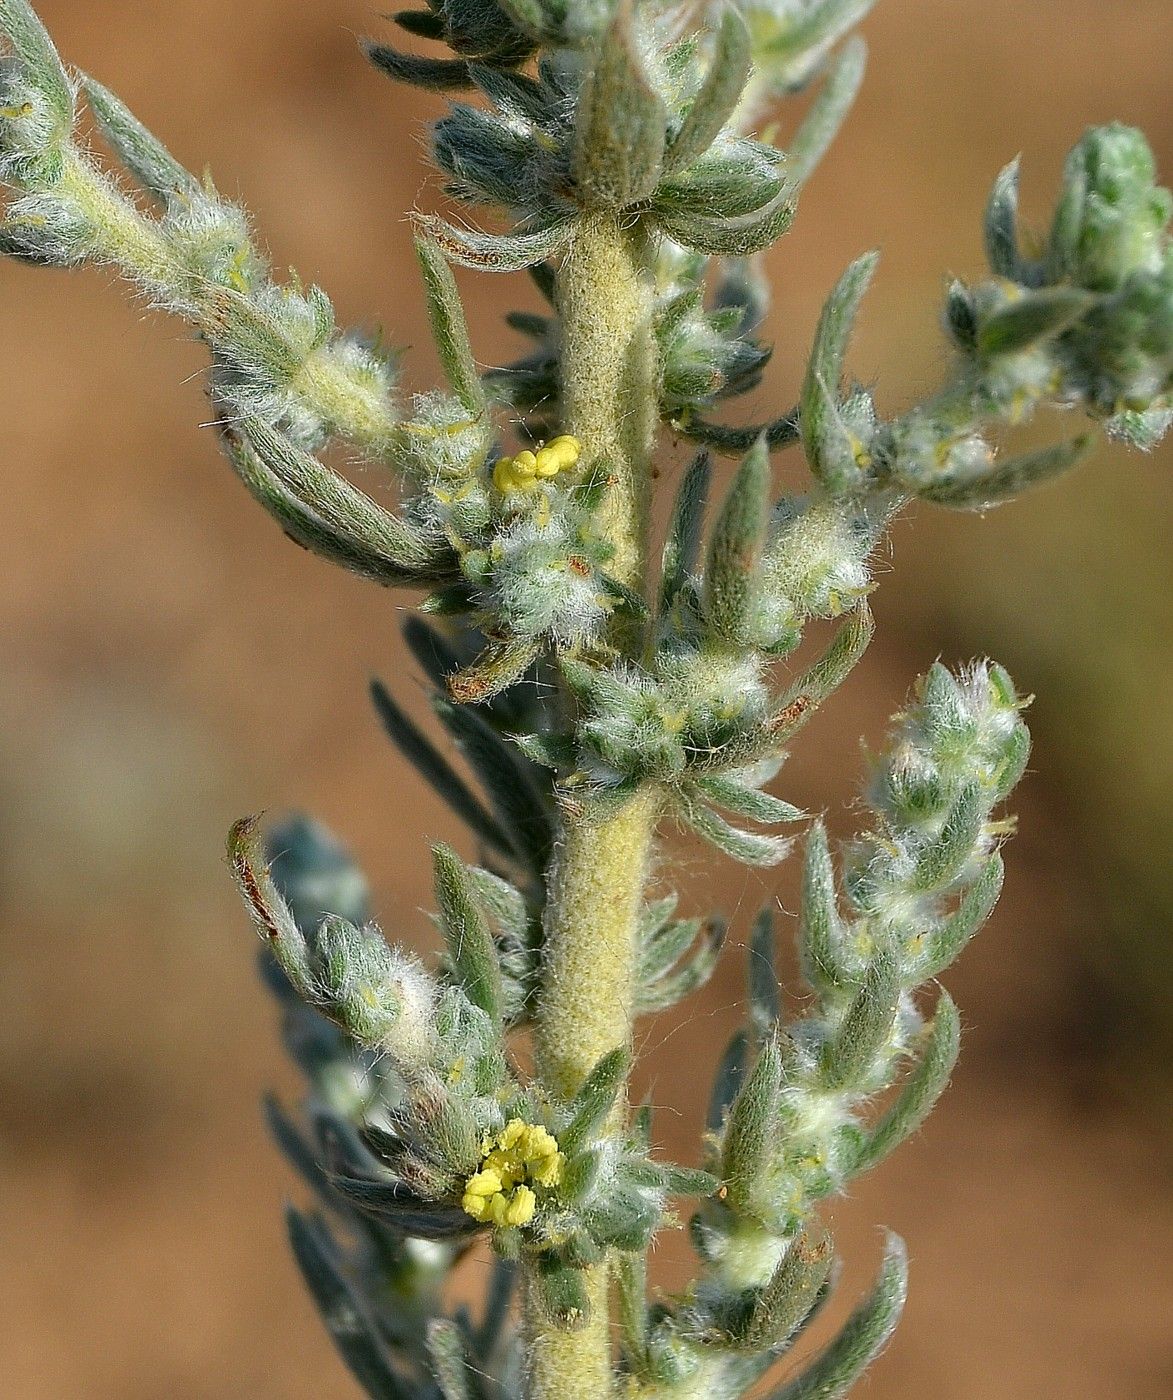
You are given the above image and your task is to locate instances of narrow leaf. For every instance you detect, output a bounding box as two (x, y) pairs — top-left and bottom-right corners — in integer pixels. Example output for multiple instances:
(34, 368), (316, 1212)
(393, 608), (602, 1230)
(919, 853), (1004, 979)
(853, 989), (960, 1174)
(366, 44), (473, 91)
(286, 1208), (409, 1400)
(818, 947), (900, 1090)
(984, 155), (1024, 280)
(801, 252), (879, 493)
(414, 234), (486, 414)
(617, 1251), (650, 1375)
(433, 843), (503, 1024)
(659, 450), (712, 613)
(703, 434), (771, 643)
(722, 1037), (782, 1210)
(673, 408), (801, 456)
(448, 637), (540, 706)
(747, 906), (780, 1033)
(695, 774), (805, 825)
(746, 1231), (834, 1349)
(915, 434), (1094, 509)
(0, 0), (73, 127)
(798, 820), (850, 993)
(664, 5), (752, 174)
(237, 418), (444, 573)
(707, 1028), (749, 1132)
(561, 1047), (629, 1154)
(786, 601), (875, 706)
(83, 78), (200, 204)
(656, 179), (796, 256)
(787, 35), (867, 187)
(977, 286), (1094, 357)
(680, 795), (796, 868)
(412, 214), (572, 272)
(572, 0), (667, 209)
(227, 816), (312, 997)
(426, 1319), (472, 1400)
(433, 697), (553, 876)
(767, 1233), (908, 1400)
(370, 678), (514, 860)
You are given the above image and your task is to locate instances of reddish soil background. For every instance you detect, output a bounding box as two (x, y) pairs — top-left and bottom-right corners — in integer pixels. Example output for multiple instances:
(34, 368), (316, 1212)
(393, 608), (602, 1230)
(1, 3), (1170, 1397)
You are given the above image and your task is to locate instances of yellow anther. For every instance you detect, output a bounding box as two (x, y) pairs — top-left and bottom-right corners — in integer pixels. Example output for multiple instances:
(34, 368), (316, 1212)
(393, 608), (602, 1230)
(504, 1186), (536, 1227)
(512, 449), (538, 479)
(465, 1167), (504, 1198)
(459, 1119), (565, 1229)
(493, 457), (519, 493)
(492, 436), (582, 494)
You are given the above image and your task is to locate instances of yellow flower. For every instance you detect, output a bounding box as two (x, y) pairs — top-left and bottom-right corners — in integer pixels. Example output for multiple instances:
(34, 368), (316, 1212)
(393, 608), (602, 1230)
(492, 435), (582, 494)
(460, 1118), (565, 1228)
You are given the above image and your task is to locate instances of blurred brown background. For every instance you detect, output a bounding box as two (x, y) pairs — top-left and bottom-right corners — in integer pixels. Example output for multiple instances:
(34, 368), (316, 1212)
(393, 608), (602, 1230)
(1, 2), (1170, 1396)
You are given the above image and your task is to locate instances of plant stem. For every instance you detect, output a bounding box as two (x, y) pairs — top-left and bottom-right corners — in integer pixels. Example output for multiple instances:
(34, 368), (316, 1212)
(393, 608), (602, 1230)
(525, 216), (660, 1400)
(555, 214), (658, 593)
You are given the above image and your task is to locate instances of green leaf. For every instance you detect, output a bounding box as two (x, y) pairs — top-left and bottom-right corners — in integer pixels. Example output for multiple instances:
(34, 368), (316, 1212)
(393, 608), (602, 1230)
(448, 637), (541, 706)
(787, 601), (875, 707)
(425, 1319), (472, 1400)
(638, 914), (705, 985)
(0, 0), (73, 128)
(798, 820), (850, 993)
(286, 1208), (409, 1400)
(414, 234), (486, 415)
(722, 1037), (782, 1211)
(707, 1028), (749, 1132)
(703, 434), (771, 643)
(227, 816), (313, 997)
(233, 418), (446, 575)
(82, 78), (199, 205)
(533, 1259), (591, 1331)
(818, 946), (900, 1089)
(674, 408), (801, 456)
(853, 990), (960, 1174)
(433, 697), (553, 877)
(766, 1232), (908, 1400)
(432, 843), (503, 1025)
(663, 4), (752, 175)
(747, 905), (780, 1033)
(911, 782), (984, 892)
(759, 0), (878, 65)
(695, 774), (804, 825)
(745, 1231), (834, 1350)
(917, 434), (1094, 509)
(366, 44), (474, 91)
(635, 921), (725, 1014)
(801, 252), (879, 493)
(656, 179), (796, 256)
(560, 1046), (629, 1155)
(976, 286), (1095, 357)
(984, 156), (1026, 280)
(919, 853), (1004, 979)
(572, 0), (667, 209)
(412, 214), (573, 272)
(659, 450), (712, 613)
(787, 35), (867, 187)
(680, 794), (796, 868)
(617, 1251), (650, 1375)
(369, 677), (515, 861)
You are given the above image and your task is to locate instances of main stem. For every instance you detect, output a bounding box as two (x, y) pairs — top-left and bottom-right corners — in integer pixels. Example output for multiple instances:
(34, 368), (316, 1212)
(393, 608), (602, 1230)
(526, 216), (660, 1400)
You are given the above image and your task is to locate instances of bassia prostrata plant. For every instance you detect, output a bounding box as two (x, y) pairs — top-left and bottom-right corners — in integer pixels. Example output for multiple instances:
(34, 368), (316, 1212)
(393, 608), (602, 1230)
(2, 0), (1169, 1395)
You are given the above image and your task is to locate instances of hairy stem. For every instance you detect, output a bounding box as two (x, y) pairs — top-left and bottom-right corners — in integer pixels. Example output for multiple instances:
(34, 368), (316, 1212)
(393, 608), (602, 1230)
(556, 214), (658, 592)
(525, 217), (660, 1400)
